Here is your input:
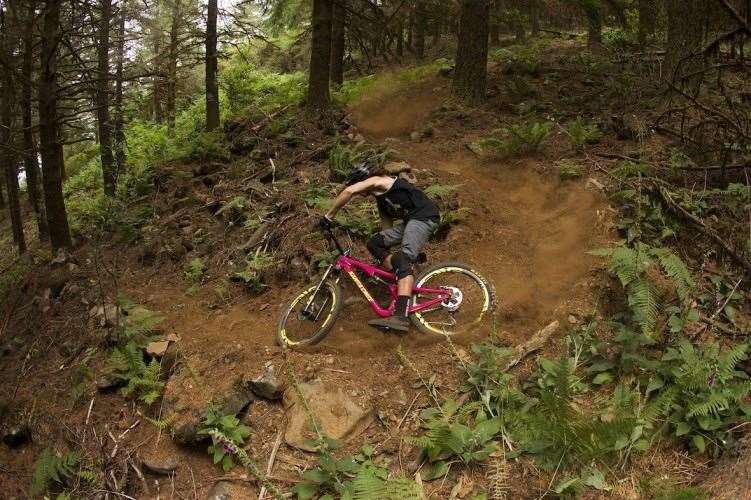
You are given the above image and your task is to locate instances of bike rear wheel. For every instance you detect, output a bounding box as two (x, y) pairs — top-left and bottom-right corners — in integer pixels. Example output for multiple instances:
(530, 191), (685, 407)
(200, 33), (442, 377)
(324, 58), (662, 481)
(411, 262), (495, 336)
(277, 280), (343, 347)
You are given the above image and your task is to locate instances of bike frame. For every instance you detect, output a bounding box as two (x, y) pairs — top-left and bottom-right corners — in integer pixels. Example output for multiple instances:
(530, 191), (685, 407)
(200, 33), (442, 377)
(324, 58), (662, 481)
(308, 227), (451, 318)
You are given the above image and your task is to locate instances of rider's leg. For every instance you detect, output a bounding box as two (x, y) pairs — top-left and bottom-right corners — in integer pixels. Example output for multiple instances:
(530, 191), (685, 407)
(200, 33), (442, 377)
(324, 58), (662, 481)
(369, 219), (437, 331)
(367, 225), (404, 269)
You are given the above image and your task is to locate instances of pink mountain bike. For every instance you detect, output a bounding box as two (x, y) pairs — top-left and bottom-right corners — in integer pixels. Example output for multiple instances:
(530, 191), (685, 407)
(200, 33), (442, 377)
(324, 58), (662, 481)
(277, 224), (495, 347)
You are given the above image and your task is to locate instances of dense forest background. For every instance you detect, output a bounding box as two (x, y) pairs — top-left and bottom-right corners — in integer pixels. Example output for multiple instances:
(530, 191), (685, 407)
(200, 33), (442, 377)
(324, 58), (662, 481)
(0, 0), (750, 498)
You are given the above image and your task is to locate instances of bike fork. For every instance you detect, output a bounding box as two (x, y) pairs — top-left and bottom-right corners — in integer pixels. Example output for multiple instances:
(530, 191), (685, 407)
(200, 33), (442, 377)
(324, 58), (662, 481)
(302, 264), (335, 317)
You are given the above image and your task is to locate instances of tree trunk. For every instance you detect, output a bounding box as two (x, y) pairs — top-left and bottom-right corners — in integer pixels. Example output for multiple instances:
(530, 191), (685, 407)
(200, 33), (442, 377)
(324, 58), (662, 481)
(307, 0), (333, 112)
(39, 0), (72, 251)
(205, 0), (219, 130)
(452, 0), (489, 104)
(114, 2), (125, 172)
(665, 0), (705, 92)
(152, 29), (163, 123)
(22, 3), (49, 241)
(97, 0), (116, 196)
(407, 10), (414, 50)
(489, 1), (500, 45)
(637, 0), (656, 47)
(415, 1), (426, 59)
(167, 0), (181, 133)
(396, 19), (404, 58)
(0, 175), (5, 208)
(1, 22), (27, 254)
(330, 0), (345, 86)
(584, 5), (602, 51)
(530, 0), (540, 37)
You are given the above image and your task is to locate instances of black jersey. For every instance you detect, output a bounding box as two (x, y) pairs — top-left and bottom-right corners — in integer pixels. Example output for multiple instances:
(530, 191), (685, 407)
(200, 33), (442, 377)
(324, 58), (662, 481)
(375, 177), (440, 223)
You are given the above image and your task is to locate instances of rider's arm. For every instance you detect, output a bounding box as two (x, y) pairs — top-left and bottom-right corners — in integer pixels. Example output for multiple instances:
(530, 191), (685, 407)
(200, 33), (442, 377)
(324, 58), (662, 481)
(325, 177), (387, 219)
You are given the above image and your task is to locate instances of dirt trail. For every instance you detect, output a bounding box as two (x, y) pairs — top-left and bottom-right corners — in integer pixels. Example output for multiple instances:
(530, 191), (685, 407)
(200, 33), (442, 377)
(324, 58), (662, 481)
(348, 86), (607, 344)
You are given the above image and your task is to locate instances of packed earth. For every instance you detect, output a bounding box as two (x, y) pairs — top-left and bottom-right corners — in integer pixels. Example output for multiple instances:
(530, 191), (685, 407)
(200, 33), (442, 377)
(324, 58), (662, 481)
(1, 2), (751, 500)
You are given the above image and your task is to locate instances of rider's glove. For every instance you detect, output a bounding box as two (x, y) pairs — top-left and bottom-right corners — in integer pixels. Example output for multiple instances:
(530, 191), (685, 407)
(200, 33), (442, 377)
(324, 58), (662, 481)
(319, 216), (334, 230)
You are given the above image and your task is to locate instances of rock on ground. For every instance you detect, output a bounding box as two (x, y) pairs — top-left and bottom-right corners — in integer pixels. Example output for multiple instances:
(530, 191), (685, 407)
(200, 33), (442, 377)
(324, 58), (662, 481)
(206, 480), (257, 500)
(141, 454), (178, 476)
(249, 364), (285, 401)
(283, 378), (374, 452)
(163, 370), (257, 445)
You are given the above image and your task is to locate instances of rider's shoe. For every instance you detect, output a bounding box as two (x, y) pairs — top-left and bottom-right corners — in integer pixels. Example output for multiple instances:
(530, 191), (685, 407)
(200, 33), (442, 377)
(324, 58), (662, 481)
(368, 315), (410, 332)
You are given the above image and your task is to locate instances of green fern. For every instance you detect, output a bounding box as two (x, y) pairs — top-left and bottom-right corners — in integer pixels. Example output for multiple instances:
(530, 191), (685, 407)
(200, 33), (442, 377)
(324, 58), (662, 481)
(591, 243), (694, 336)
(31, 449), (80, 496)
(659, 339), (751, 454)
(351, 464), (422, 500)
(652, 248), (694, 302)
(110, 341), (164, 405)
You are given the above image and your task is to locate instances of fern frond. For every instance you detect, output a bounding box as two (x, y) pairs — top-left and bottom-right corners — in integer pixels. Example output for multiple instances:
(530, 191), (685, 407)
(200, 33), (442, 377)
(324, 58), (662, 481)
(487, 453), (509, 500)
(628, 277), (658, 335)
(652, 248), (694, 302)
(687, 393), (730, 418)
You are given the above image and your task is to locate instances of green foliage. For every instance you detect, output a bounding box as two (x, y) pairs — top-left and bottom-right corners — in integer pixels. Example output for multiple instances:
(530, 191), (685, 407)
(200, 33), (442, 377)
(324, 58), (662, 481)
(117, 297), (165, 343)
(230, 251), (275, 294)
(335, 200), (379, 239)
(328, 139), (368, 180)
(293, 443), (422, 499)
(659, 340), (751, 455)
(504, 75), (537, 101)
(31, 449), (80, 496)
(327, 139), (392, 181)
(209, 429), (284, 499)
(612, 187), (679, 243)
(566, 117), (603, 150)
(221, 58), (306, 116)
(336, 58), (453, 104)
(313, 249), (340, 269)
(121, 121), (179, 199)
(0, 257), (32, 303)
(557, 159), (584, 180)
(199, 409), (252, 471)
(591, 243), (694, 336)
(185, 257), (206, 295)
(109, 342), (164, 405)
(407, 398), (500, 473)
(491, 44), (542, 75)
(304, 184), (334, 210)
(69, 347), (97, 404)
(475, 122), (552, 157)
(424, 184), (460, 200)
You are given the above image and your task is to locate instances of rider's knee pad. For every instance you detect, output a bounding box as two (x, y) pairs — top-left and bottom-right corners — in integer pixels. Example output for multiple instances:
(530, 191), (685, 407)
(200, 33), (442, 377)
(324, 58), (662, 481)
(391, 251), (414, 280)
(367, 233), (389, 261)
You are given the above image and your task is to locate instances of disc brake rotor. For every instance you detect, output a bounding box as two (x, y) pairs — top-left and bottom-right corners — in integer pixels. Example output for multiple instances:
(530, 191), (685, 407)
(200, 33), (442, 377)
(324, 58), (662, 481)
(441, 286), (463, 312)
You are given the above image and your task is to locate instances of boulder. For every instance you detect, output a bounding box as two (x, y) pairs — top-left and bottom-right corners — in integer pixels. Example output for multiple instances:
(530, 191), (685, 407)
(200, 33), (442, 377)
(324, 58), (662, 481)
(167, 375), (256, 445)
(96, 373), (125, 392)
(283, 378), (374, 451)
(89, 303), (123, 328)
(2, 425), (31, 448)
(141, 454), (179, 476)
(206, 480), (257, 500)
(250, 365), (284, 401)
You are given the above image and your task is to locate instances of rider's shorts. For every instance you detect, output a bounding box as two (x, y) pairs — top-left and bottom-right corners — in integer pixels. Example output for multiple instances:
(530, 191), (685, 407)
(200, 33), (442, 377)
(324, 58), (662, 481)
(378, 218), (439, 261)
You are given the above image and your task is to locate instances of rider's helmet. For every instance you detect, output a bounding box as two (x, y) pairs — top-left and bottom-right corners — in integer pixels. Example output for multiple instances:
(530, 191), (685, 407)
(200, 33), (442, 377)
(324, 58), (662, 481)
(345, 162), (372, 186)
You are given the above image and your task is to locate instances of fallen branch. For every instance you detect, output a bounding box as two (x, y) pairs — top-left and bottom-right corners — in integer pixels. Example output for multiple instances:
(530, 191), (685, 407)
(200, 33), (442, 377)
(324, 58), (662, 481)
(700, 313), (744, 337)
(501, 321), (560, 372)
(258, 430), (284, 500)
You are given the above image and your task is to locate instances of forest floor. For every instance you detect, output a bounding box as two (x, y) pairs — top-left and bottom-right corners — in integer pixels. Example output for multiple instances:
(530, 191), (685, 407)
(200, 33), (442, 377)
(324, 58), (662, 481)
(0, 39), (747, 499)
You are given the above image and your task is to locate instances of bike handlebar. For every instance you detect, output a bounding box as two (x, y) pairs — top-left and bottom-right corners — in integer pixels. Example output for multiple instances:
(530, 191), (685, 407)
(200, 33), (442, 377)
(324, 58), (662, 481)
(320, 222), (347, 255)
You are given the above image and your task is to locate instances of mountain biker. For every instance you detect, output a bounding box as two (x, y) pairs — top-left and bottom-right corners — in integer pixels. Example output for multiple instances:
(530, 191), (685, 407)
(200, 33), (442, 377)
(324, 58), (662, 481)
(321, 162), (440, 332)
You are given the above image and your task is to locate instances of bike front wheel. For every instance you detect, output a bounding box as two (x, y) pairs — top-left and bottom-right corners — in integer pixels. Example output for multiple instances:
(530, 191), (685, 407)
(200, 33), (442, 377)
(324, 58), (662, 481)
(277, 280), (343, 348)
(411, 262), (495, 337)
